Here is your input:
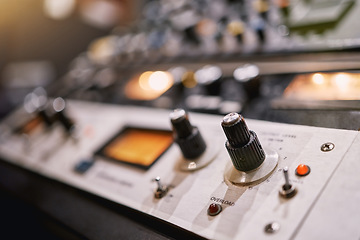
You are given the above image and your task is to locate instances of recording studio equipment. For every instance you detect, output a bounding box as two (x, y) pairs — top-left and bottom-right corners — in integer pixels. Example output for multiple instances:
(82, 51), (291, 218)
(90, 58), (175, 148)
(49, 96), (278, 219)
(2, 0), (360, 239)
(1, 100), (360, 239)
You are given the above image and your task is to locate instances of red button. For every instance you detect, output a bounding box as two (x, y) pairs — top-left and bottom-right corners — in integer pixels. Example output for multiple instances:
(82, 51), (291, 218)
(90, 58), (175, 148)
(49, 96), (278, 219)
(296, 164), (310, 176)
(208, 203), (222, 216)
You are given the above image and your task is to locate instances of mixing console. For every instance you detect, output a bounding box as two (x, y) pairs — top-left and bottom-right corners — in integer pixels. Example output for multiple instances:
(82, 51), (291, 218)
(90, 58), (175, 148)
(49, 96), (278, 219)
(1, 100), (360, 239)
(2, 1), (360, 239)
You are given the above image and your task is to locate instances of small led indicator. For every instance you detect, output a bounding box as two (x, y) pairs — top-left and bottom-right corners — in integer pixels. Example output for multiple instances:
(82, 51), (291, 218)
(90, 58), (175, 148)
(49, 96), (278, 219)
(74, 159), (94, 174)
(207, 203), (222, 216)
(296, 164), (310, 176)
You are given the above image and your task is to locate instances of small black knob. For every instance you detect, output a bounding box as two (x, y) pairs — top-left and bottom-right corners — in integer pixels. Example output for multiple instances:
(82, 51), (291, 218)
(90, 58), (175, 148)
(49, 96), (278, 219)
(233, 64), (261, 100)
(184, 26), (200, 45)
(38, 108), (53, 127)
(170, 109), (206, 159)
(23, 87), (54, 127)
(195, 65), (223, 96)
(53, 97), (75, 133)
(221, 112), (265, 171)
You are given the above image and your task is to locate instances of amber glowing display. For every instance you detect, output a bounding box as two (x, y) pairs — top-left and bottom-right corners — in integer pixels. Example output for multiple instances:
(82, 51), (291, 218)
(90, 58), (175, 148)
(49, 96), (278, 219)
(283, 72), (360, 100)
(97, 128), (173, 169)
(17, 116), (43, 135)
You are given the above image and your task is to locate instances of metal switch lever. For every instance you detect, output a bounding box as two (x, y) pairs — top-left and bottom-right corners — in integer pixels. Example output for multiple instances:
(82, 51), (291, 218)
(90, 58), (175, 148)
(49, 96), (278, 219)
(279, 167), (297, 198)
(153, 176), (169, 199)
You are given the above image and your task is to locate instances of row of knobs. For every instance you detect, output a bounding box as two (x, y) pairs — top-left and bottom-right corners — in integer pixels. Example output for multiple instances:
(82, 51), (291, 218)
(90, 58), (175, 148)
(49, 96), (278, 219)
(36, 98), (264, 172)
(170, 109), (265, 172)
(24, 93), (76, 135)
(168, 109), (296, 204)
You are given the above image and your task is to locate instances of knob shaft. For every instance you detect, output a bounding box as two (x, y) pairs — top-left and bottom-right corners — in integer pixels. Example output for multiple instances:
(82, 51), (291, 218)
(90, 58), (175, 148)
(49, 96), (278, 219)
(170, 109), (206, 159)
(221, 112), (265, 172)
(53, 97), (75, 133)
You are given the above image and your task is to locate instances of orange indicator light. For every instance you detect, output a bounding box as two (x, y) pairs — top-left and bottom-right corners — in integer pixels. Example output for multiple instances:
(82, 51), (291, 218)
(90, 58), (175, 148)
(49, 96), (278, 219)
(208, 203), (222, 216)
(295, 164), (310, 176)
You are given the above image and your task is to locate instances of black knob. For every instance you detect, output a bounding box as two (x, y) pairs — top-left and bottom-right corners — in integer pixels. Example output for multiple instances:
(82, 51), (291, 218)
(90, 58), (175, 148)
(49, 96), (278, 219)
(221, 112), (265, 171)
(184, 26), (200, 45)
(233, 64), (261, 100)
(24, 87), (54, 127)
(38, 108), (53, 127)
(254, 19), (266, 44)
(170, 109), (206, 159)
(195, 65), (223, 96)
(53, 97), (75, 133)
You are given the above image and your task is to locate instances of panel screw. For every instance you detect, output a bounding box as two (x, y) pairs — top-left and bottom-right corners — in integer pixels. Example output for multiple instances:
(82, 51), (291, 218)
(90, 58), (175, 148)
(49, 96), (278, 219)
(321, 142), (335, 152)
(264, 222), (280, 233)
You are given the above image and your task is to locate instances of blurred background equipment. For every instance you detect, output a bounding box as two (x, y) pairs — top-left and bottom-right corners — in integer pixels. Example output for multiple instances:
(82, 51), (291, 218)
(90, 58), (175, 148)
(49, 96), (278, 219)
(2, 0), (360, 126)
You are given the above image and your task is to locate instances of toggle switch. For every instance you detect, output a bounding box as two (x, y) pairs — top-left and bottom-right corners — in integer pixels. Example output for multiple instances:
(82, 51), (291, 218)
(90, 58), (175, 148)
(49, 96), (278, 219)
(153, 176), (169, 199)
(279, 167), (297, 198)
(222, 112), (279, 186)
(170, 109), (219, 171)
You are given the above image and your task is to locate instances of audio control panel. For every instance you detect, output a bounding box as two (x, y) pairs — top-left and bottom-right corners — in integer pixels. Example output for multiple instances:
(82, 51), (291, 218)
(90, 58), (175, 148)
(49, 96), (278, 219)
(1, 100), (360, 239)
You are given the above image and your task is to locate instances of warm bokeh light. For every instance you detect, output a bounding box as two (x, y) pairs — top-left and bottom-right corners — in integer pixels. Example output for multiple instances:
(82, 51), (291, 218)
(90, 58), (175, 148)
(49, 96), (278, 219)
(227, 21), (244, 36)
(125, 71), (174, 100)
(284, 72), (360, 100)
(138, 71), (154, 91)
(79, 0), (123, 29)
(333, 73), (351, 90)
(88, 36), (117, 64)
(148, 71), (173, 91)
(43, 0), (75, 20)
(196, 18), (217, 37)
(312, 73), (325, 85)
(182, 71), (197, 88)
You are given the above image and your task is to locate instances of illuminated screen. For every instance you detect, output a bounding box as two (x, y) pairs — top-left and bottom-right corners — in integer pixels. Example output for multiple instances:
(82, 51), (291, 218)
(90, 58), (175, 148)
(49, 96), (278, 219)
(283, 72), (360, 100)
(96, 127), (173, 169)
(15, 115), (43, 135)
